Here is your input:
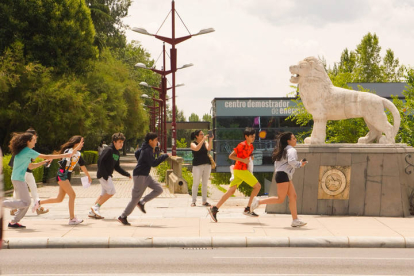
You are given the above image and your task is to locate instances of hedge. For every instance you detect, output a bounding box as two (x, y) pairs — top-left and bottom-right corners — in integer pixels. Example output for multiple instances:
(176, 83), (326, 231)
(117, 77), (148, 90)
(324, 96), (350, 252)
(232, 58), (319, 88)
(81, 151), (98, 165)
(2, 154), (45, 191)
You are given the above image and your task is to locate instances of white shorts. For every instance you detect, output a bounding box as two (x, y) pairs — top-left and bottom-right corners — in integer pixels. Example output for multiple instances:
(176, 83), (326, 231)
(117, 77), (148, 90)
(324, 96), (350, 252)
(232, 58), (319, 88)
(99, 177), (116, 195)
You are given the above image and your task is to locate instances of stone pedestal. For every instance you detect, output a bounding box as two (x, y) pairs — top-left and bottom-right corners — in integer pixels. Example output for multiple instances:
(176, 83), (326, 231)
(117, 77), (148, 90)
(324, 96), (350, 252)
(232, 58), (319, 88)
(265, 144), (414, 217)
(167, 156), (188, 194)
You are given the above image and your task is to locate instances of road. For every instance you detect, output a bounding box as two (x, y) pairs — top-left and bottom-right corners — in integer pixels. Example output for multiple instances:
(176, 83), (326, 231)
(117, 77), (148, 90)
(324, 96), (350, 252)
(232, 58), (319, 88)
(1, 248), (414, 275)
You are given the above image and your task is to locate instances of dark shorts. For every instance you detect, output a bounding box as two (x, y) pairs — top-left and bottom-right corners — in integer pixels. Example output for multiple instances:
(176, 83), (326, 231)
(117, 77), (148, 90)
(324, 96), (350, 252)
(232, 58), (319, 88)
(56, 171), (72, 182)
(275, 171), (289, 183)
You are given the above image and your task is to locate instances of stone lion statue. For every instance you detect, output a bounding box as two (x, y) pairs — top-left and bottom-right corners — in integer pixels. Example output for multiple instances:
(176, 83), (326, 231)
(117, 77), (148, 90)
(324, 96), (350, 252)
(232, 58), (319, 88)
(289, 56), (400, 145)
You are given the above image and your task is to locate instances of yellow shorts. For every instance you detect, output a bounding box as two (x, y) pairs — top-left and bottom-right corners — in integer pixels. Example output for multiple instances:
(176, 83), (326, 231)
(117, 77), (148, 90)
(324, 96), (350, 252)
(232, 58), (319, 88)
(229, 170), (258, 188)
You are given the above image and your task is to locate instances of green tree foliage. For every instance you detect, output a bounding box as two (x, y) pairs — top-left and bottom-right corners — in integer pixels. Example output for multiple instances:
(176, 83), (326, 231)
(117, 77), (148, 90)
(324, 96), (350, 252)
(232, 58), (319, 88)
(86, 0), (132, 51)
(188, 113), (200, 122)
(392, 68), (414, 146)
(354, 32), (382, 82)
(0, 42), (150, 151)
(202, 113), (212, 124)
(0, 0), (97, 74)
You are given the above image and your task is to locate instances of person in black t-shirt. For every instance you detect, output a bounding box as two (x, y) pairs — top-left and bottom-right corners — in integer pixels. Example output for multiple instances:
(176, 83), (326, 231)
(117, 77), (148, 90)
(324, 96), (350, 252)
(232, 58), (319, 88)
(190, 130), (214, 207)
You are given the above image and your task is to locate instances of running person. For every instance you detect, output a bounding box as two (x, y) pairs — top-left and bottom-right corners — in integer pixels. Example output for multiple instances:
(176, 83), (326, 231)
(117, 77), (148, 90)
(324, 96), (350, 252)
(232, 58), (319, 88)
(208, 127), (261, 222)
(250, 132), (307, 227)
(9, 128), (49, 216)
(4, 132), (81, 228)
(90, 133), (131, 219)
(118, 132), (170, 225)
(40, 136), (91, 225)
(190, 130), (213, 207)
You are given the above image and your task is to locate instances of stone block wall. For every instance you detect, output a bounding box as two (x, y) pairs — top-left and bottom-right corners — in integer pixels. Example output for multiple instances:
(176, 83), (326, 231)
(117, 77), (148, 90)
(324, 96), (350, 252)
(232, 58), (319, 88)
(265, 144), (414, 217)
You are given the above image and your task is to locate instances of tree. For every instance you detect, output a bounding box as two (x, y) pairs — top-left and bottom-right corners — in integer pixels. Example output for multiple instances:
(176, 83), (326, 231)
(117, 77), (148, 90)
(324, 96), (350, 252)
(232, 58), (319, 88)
(0, 0), (97, 74)
(202, 113), (212, 124)
(354, 32), (382, 82)
(188, 113), (200, 122)
(382, 49), (404, 82)
(86, 0), (132, 51)
(392, 68), (414, 146)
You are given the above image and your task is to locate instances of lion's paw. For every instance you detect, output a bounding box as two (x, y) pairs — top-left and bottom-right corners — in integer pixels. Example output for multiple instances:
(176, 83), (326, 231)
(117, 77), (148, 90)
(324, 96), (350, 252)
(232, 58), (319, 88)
(358, 137), (368, 144)
(378, 135), (388, 144)
(304, 137), (312, 144)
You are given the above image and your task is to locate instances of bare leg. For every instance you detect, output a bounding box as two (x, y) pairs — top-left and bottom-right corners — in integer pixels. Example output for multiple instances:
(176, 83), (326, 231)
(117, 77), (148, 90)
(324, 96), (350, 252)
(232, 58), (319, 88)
(40, 186), (66, 205)
(96, 193), (113, 206)
(247, 182), (261, 207)
(216, 185), (237, 209)
(258, 182), (289, 205)
(286, 181), (298, 220)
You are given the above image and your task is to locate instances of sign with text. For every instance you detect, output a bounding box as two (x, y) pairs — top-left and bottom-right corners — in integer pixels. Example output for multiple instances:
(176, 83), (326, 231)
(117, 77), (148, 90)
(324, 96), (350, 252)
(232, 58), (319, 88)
(214, 98), (298, 116)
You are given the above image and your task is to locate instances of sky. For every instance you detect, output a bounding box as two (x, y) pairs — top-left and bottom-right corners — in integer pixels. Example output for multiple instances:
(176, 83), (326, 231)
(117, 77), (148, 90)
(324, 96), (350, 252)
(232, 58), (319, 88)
(123, 0), (414, 120)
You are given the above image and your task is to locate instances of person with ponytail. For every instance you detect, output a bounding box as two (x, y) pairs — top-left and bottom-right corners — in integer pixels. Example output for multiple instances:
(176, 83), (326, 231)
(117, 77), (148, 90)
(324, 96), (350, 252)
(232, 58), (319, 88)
(40, 136), (90, 225)
(4, 133), (82, 228)
(190, 130), (213, 207)
(250, 132), (307, 227)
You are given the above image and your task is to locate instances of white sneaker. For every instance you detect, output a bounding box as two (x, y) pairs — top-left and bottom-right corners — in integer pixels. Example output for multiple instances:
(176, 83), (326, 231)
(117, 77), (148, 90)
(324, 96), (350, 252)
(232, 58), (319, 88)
(91, 206), (103, 219)
(251, 197), (260, 212)
(291, 218), (307, 227)
(88, 211), (96, 218)
(69, 217), (84, 225)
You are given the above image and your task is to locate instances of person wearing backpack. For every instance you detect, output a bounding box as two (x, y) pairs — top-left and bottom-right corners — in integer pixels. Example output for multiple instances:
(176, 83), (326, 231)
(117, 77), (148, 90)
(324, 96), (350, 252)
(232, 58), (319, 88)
(89, 133), (131, 219)
(40, 136), (91, 225)
(118, 132), (170, 225)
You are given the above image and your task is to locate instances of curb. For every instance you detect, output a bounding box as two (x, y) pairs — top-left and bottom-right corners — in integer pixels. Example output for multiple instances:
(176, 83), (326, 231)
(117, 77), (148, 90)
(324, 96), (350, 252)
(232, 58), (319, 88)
(2, 236), (412, 249)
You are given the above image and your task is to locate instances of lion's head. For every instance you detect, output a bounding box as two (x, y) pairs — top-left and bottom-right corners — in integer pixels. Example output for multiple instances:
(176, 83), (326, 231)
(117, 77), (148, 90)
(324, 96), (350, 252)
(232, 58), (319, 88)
(289, 57), (332, 86)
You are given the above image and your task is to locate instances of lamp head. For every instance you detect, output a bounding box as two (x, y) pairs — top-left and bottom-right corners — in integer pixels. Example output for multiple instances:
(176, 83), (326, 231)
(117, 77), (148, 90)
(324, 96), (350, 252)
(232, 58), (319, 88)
(132, 27), (154, 36)
(193, 28), (215, 36)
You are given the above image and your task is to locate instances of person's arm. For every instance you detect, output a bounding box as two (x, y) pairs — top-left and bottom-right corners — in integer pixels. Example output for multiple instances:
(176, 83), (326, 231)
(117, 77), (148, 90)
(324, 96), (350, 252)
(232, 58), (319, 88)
(190, 136), (208, 151)
(38, 140), (84, 160)
(28, 160), (49, 170)
(114, 157), (131, 178)
(287, 148), (303, 168)
(206, 134), (214, 151)
(77, 156), (92, 183)
(229, 150), (249, 164)
(151, 153), (171, 167)
(80, 166), (92, 183)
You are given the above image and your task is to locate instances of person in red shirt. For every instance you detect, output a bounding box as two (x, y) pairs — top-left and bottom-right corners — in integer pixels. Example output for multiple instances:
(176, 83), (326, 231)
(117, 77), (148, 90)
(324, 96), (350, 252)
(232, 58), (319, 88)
(208, 127), (261, 222)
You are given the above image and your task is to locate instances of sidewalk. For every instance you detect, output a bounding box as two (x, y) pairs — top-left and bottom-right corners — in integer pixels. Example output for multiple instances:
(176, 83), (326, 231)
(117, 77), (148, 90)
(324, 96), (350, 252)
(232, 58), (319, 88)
(2, 154), (414, 249)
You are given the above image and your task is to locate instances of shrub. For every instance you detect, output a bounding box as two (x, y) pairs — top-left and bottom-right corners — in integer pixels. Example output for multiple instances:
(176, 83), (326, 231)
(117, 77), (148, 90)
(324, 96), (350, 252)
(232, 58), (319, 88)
(82, 151), (98, 165)
(3, 154), (12, 191)
(45, 159), (59, 181)
(2, 154), (45, 191)
(156, 160), (170, 183)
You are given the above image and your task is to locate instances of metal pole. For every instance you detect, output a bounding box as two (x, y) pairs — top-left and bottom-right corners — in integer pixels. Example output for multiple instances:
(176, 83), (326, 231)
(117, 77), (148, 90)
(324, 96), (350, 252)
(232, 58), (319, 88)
(171, 0), (177, 156)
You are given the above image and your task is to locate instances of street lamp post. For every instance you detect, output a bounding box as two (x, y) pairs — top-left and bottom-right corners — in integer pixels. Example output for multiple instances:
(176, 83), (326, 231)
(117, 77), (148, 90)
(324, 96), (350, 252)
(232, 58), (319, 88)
(137, 42), (187, 153)
(133, 0), (214, 155)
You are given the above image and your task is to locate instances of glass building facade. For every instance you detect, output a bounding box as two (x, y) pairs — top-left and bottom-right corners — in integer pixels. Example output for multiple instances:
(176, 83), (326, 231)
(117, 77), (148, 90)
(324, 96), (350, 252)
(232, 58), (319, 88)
(212, 97), (311, 172)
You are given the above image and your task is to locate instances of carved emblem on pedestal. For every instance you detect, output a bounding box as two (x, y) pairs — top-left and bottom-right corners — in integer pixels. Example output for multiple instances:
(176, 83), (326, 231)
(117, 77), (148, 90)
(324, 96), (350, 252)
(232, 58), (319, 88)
(318, 166), (351, 200)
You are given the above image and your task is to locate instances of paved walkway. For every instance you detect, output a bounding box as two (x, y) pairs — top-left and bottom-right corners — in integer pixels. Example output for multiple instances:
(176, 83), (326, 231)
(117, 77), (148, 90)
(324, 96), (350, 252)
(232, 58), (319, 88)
(2, 154), (414, 249)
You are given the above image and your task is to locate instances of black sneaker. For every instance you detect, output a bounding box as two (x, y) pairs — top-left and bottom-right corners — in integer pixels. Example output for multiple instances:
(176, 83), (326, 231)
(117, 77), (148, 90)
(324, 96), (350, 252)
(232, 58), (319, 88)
(243, 207), (259, 217)
(137, 201), (146, 214)
(117, 216), (131, 226)
(208, 206), (219, 222)
(8, 222), (26, 228)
